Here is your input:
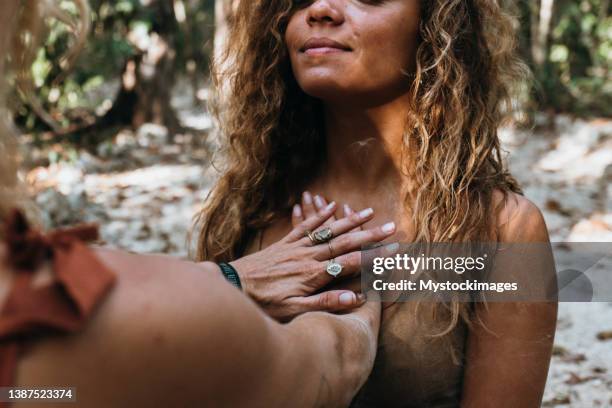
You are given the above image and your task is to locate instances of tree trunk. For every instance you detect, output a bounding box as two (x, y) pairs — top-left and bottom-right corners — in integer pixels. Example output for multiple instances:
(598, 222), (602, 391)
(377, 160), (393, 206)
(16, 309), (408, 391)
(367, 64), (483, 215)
(214, 0), (239, 61)
(532, 0), (555, 68)
(97, 0), (183, 135)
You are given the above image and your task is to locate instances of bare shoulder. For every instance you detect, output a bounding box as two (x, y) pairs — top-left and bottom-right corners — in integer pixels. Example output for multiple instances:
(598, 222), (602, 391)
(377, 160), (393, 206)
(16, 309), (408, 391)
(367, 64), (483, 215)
(15, 249), (277, 407)
(492, 189), (550, 243)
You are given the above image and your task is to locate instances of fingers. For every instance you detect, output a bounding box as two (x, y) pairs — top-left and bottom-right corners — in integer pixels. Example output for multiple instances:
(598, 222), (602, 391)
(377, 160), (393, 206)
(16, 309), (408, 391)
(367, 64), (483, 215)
(335, 221), (396, 254)
(311, 242), (395, 283)
(314, 195), (336, 226)
(345, 290), (382, 335)
(312, 220), (396, 260)
(314, 194), (326, 212)
(343, 204), (354, 220)
(302, 208), (375, 253)
(326, 277), (363, 294)
(343, 204), (362, 232)
(308, 252), (362, 283)
(301, 191), (318, 220)
(285, 201), (338, 242)
(295, 197), (361, 236)
(344, 204), (363, 232)
(301, 243), (400, 302)
(329, 251), (362, 278)
(294, 290), (367, 315)
(291, 204), (305, 228)
(291, 191), (335, 230)
(312, 240), (400, 284)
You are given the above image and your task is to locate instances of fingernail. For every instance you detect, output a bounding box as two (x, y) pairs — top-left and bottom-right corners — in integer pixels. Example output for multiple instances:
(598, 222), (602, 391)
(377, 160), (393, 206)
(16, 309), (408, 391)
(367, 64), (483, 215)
(293, 204), (302, 218)
(359, 208), (374, 219)
(344, 204), (353, 215)
(357, 293), (367, 302)
(325, 202), (336, 211)
(385, 242), (400, 253)
(314, 195), (324, 208)
(303, 191), (312, 205)
(381, 222), (396, 234)
(339, 292), (357, 305)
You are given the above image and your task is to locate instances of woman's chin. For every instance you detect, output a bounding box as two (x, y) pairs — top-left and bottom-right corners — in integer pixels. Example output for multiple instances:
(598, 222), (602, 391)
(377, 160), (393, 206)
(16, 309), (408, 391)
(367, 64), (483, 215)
(299, 80), (356, 103)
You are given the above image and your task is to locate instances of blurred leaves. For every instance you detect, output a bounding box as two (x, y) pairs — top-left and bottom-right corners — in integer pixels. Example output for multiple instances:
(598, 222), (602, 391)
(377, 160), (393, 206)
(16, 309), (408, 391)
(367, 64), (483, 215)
(12, 0), (611, 136)
(14, 0), (214, 133)
(519, 0), (611, 116)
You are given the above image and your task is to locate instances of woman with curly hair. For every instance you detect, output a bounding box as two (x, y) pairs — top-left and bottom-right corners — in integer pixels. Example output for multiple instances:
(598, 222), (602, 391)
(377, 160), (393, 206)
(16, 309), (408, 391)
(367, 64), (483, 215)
(197, 0), (558, 406)
(0, 1), (402, 406)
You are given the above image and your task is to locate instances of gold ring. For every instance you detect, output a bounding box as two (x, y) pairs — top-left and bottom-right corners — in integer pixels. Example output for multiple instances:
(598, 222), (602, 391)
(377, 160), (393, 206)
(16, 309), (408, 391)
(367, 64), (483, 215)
(305, 230), (316, 244)
(327, 241), (334, 259)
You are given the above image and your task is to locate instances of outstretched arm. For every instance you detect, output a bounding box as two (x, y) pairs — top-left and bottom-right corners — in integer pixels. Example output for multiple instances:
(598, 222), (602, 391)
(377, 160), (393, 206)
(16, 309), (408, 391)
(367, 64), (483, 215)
(12, 249), (380, 408)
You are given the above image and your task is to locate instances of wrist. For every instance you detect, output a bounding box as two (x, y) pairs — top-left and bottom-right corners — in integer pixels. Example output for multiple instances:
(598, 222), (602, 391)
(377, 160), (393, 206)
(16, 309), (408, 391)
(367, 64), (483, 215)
(229, 259), (254, 297)
(218, 262), (242, 290)
(198, 261), (244, 293)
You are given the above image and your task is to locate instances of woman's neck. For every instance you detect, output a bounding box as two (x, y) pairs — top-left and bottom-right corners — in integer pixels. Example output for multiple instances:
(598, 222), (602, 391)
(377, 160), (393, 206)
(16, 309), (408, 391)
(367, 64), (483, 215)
(322, 92), (412, 192)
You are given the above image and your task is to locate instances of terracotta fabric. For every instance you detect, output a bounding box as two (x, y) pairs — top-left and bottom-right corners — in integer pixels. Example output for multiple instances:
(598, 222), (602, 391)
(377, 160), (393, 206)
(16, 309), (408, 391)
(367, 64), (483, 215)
(0, 210), (115, 406)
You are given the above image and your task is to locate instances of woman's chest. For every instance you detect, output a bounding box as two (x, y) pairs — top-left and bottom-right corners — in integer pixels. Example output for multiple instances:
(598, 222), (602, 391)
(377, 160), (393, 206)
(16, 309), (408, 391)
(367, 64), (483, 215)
(352, 302), (467, 408)
(254, 199), (415, 252)
(252, 214), (468, 407)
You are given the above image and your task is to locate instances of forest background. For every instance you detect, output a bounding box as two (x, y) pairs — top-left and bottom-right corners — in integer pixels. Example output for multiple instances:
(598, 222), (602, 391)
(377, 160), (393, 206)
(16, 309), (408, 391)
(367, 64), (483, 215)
(8, 1), (612, 406)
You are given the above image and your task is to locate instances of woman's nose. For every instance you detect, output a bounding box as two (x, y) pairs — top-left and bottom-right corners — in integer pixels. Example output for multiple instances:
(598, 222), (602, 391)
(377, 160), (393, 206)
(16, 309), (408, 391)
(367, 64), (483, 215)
(307, 0), (345, 26)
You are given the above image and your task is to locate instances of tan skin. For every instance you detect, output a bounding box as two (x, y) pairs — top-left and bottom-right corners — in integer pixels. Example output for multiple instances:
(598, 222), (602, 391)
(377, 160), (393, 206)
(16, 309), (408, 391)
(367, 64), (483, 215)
(0, 210), (383, 407)
(230, 201), (398, 321)
(0, 0), (556, 406)
(1, 1), (406, 404)
(248, 0), (558, 406)
(0, 0), (398, 326)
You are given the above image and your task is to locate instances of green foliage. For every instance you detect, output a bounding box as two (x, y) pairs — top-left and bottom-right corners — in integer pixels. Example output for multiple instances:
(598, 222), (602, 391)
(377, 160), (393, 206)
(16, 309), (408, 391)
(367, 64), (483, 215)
(14, 0), (611, 134)
(15, 0), (214, 132)
(519, 0), (611, 116)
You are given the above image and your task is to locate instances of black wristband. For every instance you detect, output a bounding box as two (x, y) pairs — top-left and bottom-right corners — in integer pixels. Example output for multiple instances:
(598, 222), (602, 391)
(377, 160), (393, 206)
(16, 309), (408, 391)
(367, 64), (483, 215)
(218, 262), (242, 290)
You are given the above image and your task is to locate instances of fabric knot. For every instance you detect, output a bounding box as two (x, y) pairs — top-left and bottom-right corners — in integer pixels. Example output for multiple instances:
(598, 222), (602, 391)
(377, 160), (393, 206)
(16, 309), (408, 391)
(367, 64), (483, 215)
(0, 208), (116, 391)
(3, 209), (100, 272)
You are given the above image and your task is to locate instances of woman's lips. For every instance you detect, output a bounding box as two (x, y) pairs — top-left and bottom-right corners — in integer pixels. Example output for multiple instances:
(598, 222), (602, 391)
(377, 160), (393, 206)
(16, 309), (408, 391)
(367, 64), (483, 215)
(300, 37), (352, 56)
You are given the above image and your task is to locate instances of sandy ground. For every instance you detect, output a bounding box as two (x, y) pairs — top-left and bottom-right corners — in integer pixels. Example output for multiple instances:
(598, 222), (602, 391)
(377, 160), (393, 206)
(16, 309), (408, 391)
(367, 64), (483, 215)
(501, 118), (612, 407)
(25, 99), (612, 406)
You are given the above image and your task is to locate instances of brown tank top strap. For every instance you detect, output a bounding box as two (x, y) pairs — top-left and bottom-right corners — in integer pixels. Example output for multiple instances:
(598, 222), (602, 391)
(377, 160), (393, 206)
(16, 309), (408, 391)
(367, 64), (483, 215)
(257, 229), (264, 251)
(0, 210), (116, 398)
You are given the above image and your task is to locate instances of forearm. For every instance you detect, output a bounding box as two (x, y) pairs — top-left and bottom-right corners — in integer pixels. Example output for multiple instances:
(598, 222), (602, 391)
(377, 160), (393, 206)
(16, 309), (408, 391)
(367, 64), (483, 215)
(281, 312), (375, 407)
(135, 259), (375, 407)
(193, 263), (374, 407)
(194, 263), (374, 407)
(9, 250), (374, 407)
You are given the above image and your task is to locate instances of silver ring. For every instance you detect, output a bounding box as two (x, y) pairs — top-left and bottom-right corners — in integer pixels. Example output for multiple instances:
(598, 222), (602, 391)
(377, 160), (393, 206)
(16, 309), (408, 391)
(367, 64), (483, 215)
(312, 227), (333, 244)
(326, 260), (342, 278)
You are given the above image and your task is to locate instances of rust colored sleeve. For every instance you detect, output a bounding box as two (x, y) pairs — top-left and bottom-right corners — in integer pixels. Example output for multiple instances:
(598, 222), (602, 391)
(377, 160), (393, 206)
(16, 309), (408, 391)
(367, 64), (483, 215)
(0, 210), (116, 398)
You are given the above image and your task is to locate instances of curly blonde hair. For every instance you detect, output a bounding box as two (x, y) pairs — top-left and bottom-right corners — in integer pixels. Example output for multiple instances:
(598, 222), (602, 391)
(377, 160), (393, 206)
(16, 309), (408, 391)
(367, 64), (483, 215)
(196, 0), (528, 263)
